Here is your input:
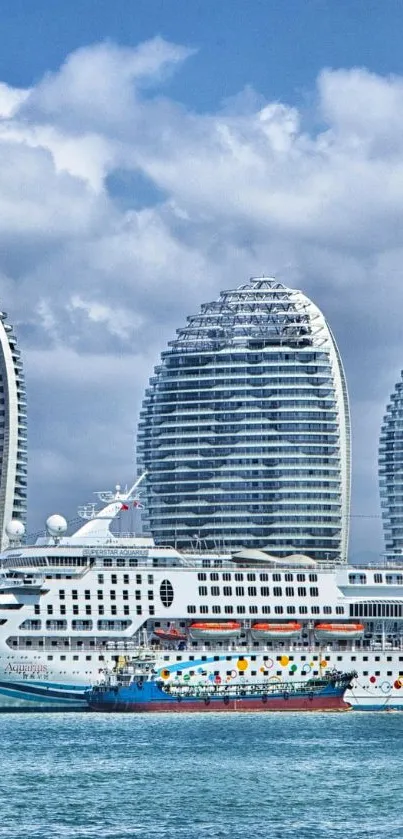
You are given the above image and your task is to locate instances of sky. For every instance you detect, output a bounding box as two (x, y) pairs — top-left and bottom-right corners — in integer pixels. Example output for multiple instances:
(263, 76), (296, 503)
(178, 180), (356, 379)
(1, 0), (403, 560)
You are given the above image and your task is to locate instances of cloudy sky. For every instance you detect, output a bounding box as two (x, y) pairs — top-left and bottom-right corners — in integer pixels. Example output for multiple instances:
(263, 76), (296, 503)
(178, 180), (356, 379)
(1, 0), (403, 560)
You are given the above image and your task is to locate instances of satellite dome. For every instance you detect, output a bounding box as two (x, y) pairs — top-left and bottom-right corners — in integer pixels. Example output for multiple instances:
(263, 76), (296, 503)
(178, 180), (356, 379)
(46, 515), (68, 537)
(5, 520), (25, 539)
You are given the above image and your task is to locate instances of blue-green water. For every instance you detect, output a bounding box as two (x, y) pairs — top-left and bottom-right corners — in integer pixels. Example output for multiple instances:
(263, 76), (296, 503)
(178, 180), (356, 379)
(0, 712), (402, 838)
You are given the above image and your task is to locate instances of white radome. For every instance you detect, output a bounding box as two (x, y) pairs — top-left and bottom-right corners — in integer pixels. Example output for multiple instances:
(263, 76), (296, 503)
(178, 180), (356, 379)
(46, 514), (68, 537)
(5, 520), (25, 539)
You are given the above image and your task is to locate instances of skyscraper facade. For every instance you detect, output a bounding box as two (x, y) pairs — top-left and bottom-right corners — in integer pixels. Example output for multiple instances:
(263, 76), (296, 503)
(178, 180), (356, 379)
(0, 310), (27, 548)
(379, 373), (403, 561)
(137, 278), (351, 563)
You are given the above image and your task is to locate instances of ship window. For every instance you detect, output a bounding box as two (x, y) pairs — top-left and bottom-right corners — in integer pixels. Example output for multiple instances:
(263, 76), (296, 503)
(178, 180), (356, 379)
(260, 587), (270, 597)
(200, 605), (209, 614)
(235, 573), (244, 581)
(59, 590), (65, 600)
(312, 606), (320, 614)
(72, 590), (78, 600)
(160, 580), (174, 608)
(248, 586), (257, 597)
(129, 559), (138, 567)
(298, 587), (306, 597)
(273, 574), (281, 582)
(60, 605), (66, 615)
(72, 620), (92, 630)
(47, 656), (53, 661)
(103, 559), (112, 567)
(222, 573), (231, 581)
(123, 590), (129, 600)
(136, 606), (142, 615)
(98, 605), (104, 615)
(111, 575), (117, 584)
(285, 574), (293, 582)
(97, 590), (103, 600)
(223, 586), (232, 596)
(123, 575), (129, 584)
(97, 574), (104, 584)
(310, 587), (319, 597)
(136, 575), (142, 585)
(262, 606), (271, 614)
(299, 606), (308, 614)
(224, 606), (234, 614)
(212, 606), (221, 614)
(73, 655), (79, 661)
(198, 586), (207, 596)
(73, 605), (79, 615)
(46, 620), (67, 631)
(148, 590), (154, 601)
(34, 605), (40, 615)
(323, 607), (332, 614)
(309, 574), (317, 582)
(235, 586), (244, 597)
(47, 605), (53, 615)
(110, 590), (116, 600)
(85, 590), (91, 600)
(197, 573), (207, 581)
(274, 606), (284, 614)
(297, 574), (306, 582)
(135, 590), (141, 600)
(250, 606), (258, 614)
(260, 573), (269, 582)
(148, 575), (154, 585)
(117, 559), (126, 567)
(336, 606), (344, 614)
(285, 587), (294, 597)
(287, 606), (296, 614)
(210, 573), (219, 581)
(273, 587), (282, 597)
(374, 573), (383, 583)
(375, 671), (380, 676)
(237, 606), (246, 614)
(211, 587), (220, 596)
(111, 606), (117, 615)
(85, 606), (92, 615)
(247, 573), (256, 582)
(187, 606), (196, 614)
(124, 606), (129, 616)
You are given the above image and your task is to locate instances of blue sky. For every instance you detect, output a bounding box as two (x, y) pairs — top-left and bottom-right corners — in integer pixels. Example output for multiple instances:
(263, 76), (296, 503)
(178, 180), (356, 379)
(1, 0), (403, 560)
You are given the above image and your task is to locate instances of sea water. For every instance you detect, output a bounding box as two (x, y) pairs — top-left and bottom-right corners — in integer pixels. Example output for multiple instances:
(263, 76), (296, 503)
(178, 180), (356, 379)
(0, 711), (402, 839)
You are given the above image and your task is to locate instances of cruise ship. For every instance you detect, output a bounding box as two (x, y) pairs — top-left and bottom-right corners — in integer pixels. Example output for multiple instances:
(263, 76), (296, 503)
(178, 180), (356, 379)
(1, 480), (403, 711)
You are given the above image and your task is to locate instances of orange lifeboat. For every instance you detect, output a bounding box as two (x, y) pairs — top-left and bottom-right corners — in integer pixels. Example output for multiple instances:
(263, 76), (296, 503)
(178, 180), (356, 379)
(153, 628), (187, 643)
(251, 621), (302, 640)
(189, 621), (241, 639)
(314, 623), (364, 641)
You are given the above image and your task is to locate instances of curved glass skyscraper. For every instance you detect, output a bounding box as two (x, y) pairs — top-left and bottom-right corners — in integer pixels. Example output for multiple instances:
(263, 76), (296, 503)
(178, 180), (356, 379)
(379, 373), (403, 561)
(0, 310), (27, 548)
(137, 278), (351, 562)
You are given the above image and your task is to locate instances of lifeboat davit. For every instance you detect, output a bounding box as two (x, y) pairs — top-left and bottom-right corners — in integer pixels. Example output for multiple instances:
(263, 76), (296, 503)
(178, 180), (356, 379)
(314, 623), (365, 641)
(189, 621), (241, 640)
(153, 628), (187, 643)
(251, 622), (302, 640)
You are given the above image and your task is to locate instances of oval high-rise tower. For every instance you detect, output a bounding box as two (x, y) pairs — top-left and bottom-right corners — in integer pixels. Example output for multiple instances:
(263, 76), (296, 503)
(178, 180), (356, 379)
(379, 373), (403, 562)
(0, 310), (27, 548)
(137, 278), (351, 562)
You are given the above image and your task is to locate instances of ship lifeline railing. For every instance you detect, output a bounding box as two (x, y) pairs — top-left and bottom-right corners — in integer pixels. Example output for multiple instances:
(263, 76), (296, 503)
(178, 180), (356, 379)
(157, 672), (356, 699)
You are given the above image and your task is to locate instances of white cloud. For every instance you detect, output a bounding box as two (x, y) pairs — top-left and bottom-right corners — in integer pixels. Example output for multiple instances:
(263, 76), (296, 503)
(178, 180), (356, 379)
(1, 37), (403, 558)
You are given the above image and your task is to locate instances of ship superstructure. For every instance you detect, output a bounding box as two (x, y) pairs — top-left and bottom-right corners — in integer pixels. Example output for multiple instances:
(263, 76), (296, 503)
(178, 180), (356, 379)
(0, 483), (403, 711)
